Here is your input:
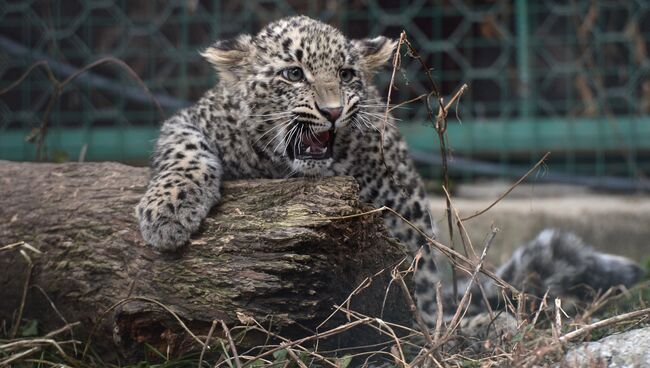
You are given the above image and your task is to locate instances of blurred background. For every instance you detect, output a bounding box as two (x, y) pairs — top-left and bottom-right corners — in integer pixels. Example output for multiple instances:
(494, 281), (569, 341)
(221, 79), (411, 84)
(1, 1), (649, 259)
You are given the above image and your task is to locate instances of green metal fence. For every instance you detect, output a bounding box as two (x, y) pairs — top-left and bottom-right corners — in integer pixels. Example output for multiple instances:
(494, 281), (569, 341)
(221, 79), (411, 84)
(1, 1), (649, 189)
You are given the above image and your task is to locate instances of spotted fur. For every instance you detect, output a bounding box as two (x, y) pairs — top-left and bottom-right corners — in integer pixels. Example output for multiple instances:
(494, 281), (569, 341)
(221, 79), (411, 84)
(136, 16), (642, 326)
(449, 229), (644, 319)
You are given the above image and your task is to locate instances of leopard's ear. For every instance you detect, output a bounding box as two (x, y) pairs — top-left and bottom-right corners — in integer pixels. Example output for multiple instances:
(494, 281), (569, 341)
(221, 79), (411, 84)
(354, 36), (397, 72)
(201, 34), (252, 81)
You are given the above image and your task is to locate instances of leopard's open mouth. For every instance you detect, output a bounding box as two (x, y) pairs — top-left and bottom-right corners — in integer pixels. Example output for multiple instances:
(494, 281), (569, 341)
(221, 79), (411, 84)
(288, 126), (335, 160)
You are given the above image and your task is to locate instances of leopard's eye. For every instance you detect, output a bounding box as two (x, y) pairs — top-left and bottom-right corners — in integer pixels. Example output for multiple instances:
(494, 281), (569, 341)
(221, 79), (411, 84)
(339, 69), (355, 82)
(281, 67), (305, 82)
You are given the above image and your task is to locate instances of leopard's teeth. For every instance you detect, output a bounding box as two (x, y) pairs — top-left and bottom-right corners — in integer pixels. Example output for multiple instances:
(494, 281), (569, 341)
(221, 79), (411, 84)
(305, 146), (311, 153)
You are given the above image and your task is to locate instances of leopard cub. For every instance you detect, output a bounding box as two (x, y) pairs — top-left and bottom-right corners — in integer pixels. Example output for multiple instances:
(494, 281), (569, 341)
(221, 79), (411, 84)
(137, 16), (642, 326)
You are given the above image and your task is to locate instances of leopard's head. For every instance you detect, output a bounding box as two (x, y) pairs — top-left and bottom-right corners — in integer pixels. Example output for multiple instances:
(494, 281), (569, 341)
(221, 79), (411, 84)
(202, 15), (395, 176)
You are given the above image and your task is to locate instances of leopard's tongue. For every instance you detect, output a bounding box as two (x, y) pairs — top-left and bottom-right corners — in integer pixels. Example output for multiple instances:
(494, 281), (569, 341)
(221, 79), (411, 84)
(303, 131), (330, 150)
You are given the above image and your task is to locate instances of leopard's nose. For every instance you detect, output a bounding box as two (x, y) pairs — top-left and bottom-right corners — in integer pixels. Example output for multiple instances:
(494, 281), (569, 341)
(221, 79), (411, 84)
(317, 106), (343, 123)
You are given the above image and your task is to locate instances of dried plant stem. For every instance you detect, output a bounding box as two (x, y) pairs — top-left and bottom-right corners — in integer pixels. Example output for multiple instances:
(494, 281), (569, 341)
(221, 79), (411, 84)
(394, 269), (434, 348)
(220, 320), (242, 368)
(317, 266), (387, 330)
(409, 228), (498, 368)
(530, 290), (550, 328)
(462, 152), (550, 221)
(0, 241), (42, 254)
(403, 33), (469, 302)
(388, 93), (431, 112)
(443, 186), (496, 321)
(10, 254), (34, 339)
(241, 318), (338, 368)
(244, 318), (373, 364)
(0, 347), (40, 366)
(444, 227), (498, 339)
(197, 320), (218, 368)
(433, 281), (444, 344)
(285, 346), (308, 368)
(378, 31), (408, 192)
(441, 186), (477, 259)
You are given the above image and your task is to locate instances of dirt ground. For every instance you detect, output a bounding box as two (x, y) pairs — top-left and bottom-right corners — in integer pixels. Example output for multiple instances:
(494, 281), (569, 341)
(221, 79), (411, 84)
(428, 182), (650, 266)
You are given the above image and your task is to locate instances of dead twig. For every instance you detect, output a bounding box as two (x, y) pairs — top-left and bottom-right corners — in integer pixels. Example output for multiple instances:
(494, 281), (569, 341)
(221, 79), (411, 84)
(433, 281), (444, 345)
(243, 318), (374, 364)
(285, 346), (308, 368)
(220, 320), (242, 368)
(0, 241), (42, 254)
(10, 250), (35, 339)
(0, 347), (41, 367)
(393, 268), (434, 349)
(245, 318), (339, 368)
(197, 320), (218, 368)
(401, 33), (469, 302)
(444, 226), (499, 340)
(32, 285), (78, 355)
(462, 152), (551, 221)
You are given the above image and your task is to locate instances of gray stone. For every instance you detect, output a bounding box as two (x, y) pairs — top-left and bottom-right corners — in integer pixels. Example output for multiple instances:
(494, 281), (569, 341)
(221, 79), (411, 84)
(561, 327), (650, 367)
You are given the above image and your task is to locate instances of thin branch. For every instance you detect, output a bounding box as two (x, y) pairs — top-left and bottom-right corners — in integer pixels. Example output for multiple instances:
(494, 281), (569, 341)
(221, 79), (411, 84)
(197, 320), (217, 368)
(433, 281), (444, 345)
(462, 152), (551, 221)
(220, 320), (242, 368)
(393, 268), (434, 348)
(444, 226), (498, 340)
(10, 251), (34, 339)
(285, 347), (308, 368)
(243, 318), (374, 364)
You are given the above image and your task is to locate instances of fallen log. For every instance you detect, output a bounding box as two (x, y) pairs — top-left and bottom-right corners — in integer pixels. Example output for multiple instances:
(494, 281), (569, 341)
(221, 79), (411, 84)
(0, 161), (411, 361)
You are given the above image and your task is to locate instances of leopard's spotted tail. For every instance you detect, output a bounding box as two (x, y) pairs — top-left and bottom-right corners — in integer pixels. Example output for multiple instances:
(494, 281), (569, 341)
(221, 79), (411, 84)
(415, 228), (644, 324)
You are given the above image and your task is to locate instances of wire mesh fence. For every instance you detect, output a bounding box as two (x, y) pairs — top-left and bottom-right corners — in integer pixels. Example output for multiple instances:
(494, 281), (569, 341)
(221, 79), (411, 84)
(1, 0), (649, 189)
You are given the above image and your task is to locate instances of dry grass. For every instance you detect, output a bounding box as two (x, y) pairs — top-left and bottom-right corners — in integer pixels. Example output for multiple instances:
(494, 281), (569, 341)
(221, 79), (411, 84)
(2, 246), (648, 367)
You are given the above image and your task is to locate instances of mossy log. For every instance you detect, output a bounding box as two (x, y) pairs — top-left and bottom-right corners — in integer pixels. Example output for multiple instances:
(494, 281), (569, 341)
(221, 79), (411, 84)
(0, 161), (411, 360)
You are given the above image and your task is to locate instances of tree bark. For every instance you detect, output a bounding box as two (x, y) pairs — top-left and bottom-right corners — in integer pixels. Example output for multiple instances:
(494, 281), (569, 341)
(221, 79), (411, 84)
(0, 161), (411, 360)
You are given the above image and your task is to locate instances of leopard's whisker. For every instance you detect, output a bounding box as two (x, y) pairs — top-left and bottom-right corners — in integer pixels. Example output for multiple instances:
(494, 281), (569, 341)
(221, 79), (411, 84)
(282, 121), (300, 152)
(356, 115), (374, 131)
(350, 117), (365, 134)
(277, 122), (300, 154)
(307, 124), (325, 144)
(295, 124), (306, 155)
(359, 111), (402, 121)
(287, 124), (302, 155)
(254, 117), (296, 146)
(282, 167), (299, 179)
(263, 118), (297, 151)
(250, 111), (294, 118)
(357, 113), (381, 132)
(257, 116), (293, 124)
(359, 102), (411, 110)
(358, 112), (397, 128)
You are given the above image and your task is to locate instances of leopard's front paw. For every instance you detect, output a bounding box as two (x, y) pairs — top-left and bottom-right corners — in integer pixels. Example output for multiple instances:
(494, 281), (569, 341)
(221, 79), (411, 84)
(135, 190), (209, 252)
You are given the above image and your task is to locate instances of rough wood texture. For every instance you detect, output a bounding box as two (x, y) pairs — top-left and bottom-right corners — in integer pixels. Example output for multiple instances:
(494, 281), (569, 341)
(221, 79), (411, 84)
(0, 161), (410, 359)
